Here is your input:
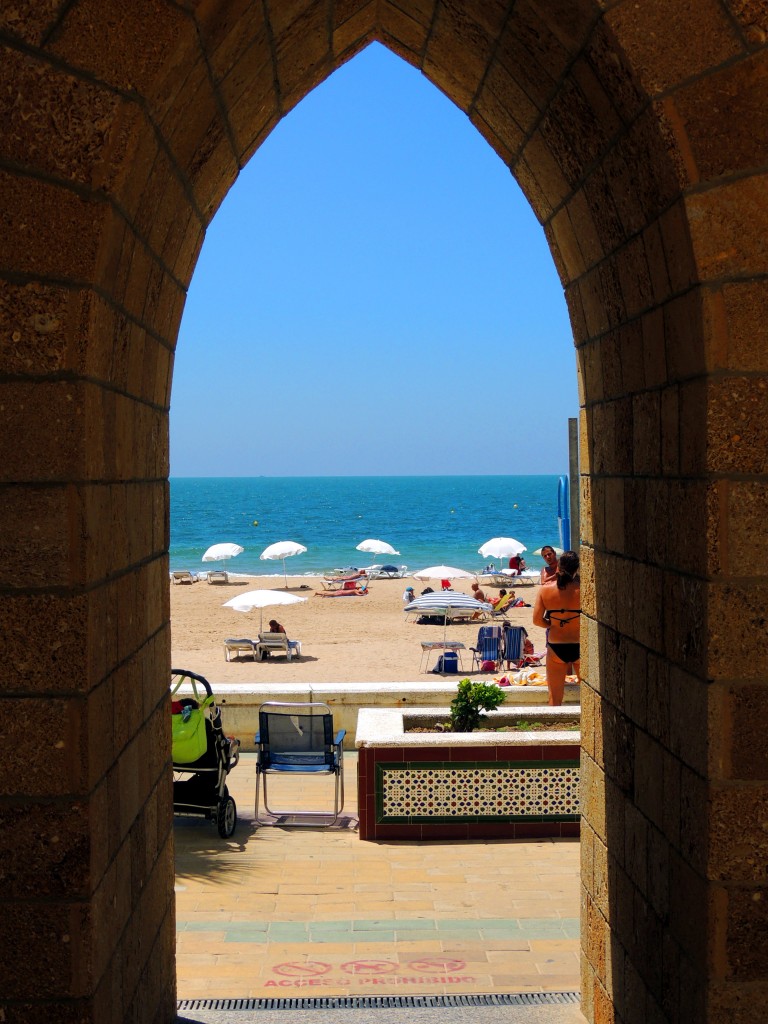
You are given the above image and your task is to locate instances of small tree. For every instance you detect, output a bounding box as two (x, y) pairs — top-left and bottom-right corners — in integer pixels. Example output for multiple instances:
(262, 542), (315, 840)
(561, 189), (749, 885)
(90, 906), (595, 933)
(448, 678), (506, 732)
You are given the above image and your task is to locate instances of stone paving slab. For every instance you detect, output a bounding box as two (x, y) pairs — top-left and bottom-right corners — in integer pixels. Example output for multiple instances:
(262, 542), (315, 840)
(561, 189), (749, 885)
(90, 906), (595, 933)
(175, 754), (581, 1002)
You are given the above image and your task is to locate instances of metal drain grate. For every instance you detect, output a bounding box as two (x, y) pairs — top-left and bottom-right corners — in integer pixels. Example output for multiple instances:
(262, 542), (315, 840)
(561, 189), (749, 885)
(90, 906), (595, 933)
(178, 992), (580, 1011)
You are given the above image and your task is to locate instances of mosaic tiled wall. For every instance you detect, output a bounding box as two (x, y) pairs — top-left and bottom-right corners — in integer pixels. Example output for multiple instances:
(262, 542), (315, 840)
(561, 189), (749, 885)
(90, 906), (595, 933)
(376, 760), (580, 823)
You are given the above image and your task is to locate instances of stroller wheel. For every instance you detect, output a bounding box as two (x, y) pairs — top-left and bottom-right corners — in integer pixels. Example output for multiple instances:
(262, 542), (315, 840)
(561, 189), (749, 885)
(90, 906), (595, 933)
(217, 790), (237, 838)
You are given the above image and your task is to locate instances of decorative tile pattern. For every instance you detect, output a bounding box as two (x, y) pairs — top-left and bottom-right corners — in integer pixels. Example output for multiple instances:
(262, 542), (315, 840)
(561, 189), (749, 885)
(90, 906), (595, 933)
(376, 761), (580, 823)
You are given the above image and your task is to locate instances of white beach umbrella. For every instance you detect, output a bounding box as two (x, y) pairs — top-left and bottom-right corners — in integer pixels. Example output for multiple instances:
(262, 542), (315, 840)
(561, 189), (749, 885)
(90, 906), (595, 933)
(404, 591), (493, 646)
(202, 542), (244, 563)
(260, 540), (307, 587)
(411, 565), (475, 581)
(356, 538), (400, 558)
(223, 589), (307, 632)
(478, 537), (527, 561)
(532, 546), (564, 557)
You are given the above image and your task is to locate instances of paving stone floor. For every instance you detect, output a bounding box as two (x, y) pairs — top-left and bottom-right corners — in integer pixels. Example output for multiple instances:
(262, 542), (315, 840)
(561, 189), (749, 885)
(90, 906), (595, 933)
(174, 753), (582, 1002)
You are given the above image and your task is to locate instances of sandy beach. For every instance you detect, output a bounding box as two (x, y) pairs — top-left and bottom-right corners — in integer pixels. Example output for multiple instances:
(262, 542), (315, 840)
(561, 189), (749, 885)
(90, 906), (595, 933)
(171, 574), (549, 685)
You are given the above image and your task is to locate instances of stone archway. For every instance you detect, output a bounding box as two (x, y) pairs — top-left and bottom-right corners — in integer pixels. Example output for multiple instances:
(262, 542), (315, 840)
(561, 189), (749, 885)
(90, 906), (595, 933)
(2, 2), (766, 1021)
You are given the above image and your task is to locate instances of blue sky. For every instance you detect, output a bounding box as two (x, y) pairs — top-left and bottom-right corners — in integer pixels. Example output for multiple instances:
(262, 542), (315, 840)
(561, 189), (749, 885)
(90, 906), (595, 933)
(170, 43), (577, 477)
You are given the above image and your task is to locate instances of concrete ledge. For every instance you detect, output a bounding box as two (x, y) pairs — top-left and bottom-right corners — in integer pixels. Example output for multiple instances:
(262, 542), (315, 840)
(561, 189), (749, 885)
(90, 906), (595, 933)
(188, 681), (580, 750)
(355, 705), (581, 747)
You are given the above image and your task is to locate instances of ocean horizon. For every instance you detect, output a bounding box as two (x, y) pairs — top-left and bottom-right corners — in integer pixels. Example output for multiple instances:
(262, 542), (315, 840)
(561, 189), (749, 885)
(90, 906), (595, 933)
(170, 475), (566, 577)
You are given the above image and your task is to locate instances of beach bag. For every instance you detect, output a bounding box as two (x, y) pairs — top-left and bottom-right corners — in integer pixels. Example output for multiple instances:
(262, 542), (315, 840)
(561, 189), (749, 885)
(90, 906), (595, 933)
(481, 659), (497, 672)
(171, 697), (213, 764)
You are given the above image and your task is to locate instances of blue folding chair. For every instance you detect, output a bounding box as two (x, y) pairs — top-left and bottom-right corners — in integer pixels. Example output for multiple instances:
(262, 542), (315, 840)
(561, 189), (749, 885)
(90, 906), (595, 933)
(470, 625), (503, 671)
(502, 623), (529, 668)
(254, 702), (346, 826)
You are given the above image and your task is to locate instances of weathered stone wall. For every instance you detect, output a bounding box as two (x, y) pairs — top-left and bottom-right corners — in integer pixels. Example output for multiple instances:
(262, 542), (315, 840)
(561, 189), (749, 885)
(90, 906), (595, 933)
(1, 1), (766, 1021)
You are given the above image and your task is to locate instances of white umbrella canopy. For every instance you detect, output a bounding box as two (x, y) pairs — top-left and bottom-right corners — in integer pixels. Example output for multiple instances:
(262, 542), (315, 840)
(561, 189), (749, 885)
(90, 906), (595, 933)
(260, 540), (307, 587)
(411, 565), (475, 581)
(223, 589), (307, 632)
(478, 537), (527, 560)
(532, 546), (564, 557)
(404, 591), (493, 645)
(202, 542), (244, 562)
(356, 539), (400, 557)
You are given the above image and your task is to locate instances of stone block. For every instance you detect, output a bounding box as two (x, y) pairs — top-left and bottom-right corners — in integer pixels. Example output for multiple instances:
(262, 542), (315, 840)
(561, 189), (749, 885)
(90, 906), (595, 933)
(659, 385), (680, 476)
(674, 52), (768, 183)
(646, 823), (671, 923)
(634, 729), (665, 830)
(519, 130), (572, 217)
(0, 798), (94, 900)
(677, 378), (708, 475)
(540, 76), (614, 189)
(726, 684), (768, 781)
(0, 2), (61, 45)
(709, 784), (768, 883)
(677, 762), (709, 877)
(2, 592), (94, 692)
(606, 0), (740, 96)
(717, 279), (768, 372)
(724, 884), (768, 980)
(668, 666), (709, 776)
(380, 1), (429, 57)
(195, 0), (266, 84)
(688, 175), (768, 283)
(0, 696), (89, 797)
(1, 380), (92, 483)
(662, 570), (706, 676)
(566, 187), (604, 271)
(583, 167), (627, 261)
(0, 47), (124, 188)
(659, 200), (697, 294)
(49, 0), (195, 99)
(707, 376), (768, 474)
(0, 279), (88, 377)
(584, 22), (645, 127)
(474, 62), (532, 158)
(624, 801), (649, 894)
(668, 846), (710, 957)
(708, 580), (768, 680)
(333, 1), (377, 58)
(708, 979), (768, 1024)
(276, 6), (335, 112)
(661, 749), (682, 850)
(0, 485), (74, 588)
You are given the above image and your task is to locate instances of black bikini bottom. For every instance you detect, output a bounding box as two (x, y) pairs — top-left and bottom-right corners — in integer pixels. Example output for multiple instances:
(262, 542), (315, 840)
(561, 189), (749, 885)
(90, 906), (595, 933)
(547, 642), (580, 664)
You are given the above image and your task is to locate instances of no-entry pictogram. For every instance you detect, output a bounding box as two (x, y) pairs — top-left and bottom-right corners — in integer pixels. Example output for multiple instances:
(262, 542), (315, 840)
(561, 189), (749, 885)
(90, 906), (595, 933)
(341, 959), (398, 975)
(408, 957), (466, 973)
(273, 961), (331, 977)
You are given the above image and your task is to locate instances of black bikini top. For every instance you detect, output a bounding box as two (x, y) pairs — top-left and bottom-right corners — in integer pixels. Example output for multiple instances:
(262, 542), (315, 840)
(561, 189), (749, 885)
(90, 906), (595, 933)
(544, 608), (582, 627)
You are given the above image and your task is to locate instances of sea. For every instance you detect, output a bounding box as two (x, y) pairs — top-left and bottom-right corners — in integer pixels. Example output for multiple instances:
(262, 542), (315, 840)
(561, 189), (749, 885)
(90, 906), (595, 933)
(170, 476), (565, 577)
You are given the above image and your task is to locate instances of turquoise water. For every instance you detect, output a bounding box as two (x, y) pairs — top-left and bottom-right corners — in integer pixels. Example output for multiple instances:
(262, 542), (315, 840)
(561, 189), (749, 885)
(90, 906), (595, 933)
(170, 476), (563, 576)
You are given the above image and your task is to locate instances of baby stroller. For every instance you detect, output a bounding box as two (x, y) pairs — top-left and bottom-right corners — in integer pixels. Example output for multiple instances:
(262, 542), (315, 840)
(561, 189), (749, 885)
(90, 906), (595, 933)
(171, 669), (240, 838)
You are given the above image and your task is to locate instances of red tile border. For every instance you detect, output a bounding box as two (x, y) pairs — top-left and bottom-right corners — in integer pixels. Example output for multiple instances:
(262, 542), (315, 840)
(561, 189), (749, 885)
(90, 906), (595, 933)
(542, 744), (581, 760)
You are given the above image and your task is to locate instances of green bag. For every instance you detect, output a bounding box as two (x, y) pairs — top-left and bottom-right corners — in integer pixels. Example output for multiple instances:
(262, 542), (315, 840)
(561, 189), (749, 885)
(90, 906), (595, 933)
(172, 697), (213, 763)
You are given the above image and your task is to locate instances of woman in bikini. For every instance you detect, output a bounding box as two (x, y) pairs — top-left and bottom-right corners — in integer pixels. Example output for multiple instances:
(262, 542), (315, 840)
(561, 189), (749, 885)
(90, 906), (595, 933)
(532, 549), (580, 706)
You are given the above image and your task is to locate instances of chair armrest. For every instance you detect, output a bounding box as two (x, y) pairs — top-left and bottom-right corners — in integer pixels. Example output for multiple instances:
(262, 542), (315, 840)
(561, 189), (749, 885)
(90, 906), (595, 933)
(254, 732), (260, 743)
(334, 729), (346, 745)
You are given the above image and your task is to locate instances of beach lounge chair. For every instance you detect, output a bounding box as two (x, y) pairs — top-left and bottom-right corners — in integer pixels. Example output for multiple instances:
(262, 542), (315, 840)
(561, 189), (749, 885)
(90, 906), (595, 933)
(223, 638), (257, 661)
(470, 625), (503, 672)
(490, 592), (515, 617)
(207, 570), (230, 584)
(255, 632), (302, 661)
(366, 564), (408, 579)
(171, 570), (197, 584)
(254, 701), (345, 826)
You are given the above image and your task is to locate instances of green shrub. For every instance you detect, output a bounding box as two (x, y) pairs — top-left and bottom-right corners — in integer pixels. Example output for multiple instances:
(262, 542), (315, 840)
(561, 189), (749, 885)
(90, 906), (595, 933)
(448, 678), (506, 732)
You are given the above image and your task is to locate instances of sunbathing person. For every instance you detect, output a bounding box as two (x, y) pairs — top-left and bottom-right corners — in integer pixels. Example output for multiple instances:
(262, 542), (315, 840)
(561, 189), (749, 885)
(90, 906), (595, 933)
(532, 550), (580, 706)
(315, 582), (369, 597)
